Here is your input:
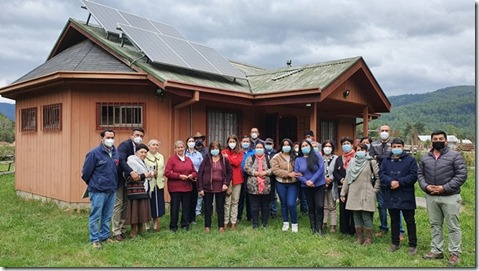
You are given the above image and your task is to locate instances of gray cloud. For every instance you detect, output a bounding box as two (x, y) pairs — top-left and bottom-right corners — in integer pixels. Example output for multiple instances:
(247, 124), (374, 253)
(0, 0), (474, 104)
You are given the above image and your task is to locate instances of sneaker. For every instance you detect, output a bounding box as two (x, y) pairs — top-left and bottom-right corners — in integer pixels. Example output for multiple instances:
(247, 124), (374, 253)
(448, 254), (460, 265)
(101, 238), (117, 244)
(282, 222), (290, 232)
(291, 223), (298, 233)
(389, 244), (400, 252)
(422, 251), (444, 259)
(408, 247), (417, 256)
(92, 241), (102, 249)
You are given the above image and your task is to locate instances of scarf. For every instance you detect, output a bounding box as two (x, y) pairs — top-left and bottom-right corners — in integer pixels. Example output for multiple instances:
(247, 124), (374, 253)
(345, 155), (369, 184)
(342, 150), (356, 169)
(256, 154), (265, 193)
(127, 155), (150, 192)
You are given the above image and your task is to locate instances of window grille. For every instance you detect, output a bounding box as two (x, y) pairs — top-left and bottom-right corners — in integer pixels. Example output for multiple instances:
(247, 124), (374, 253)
(97, 103), (144, 129)
(43, 103), (62, 131)
(21, 107), (37, 132)
(207, 110), (240, 146)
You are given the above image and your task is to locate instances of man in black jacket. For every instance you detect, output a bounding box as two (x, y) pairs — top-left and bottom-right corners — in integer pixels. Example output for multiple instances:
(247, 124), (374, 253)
(111, 128), (144, 241)
(418, 130), (467, 265)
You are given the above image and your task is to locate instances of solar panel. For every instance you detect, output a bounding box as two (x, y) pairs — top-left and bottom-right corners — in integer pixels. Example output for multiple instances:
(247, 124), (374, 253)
(119, 24), (187, 68)
(81, 0), (127, 35)
(149, 20), (187, 40)
(191, 43), (246, 78)
(159, 35), (219, 74)
(82, 0), (245, 79)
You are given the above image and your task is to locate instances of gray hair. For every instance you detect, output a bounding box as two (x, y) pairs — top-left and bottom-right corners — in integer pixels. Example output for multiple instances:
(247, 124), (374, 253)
(148, 139), (160, 146)
(174, 140), (185, 149)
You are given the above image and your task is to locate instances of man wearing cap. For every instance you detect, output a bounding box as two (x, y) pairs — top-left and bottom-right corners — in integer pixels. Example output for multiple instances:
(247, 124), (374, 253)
(265, 138), (278, 218)
(193, 132), (209, 159)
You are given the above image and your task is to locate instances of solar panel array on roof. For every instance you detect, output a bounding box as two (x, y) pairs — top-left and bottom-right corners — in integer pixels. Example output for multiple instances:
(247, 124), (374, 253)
(81, 0), (245, 79)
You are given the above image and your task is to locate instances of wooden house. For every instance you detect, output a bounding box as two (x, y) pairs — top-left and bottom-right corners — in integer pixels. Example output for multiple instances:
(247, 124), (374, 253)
(0, 5), (391, 207)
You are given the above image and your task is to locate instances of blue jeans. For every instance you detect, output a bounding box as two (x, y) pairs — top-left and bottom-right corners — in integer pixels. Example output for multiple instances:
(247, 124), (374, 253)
(89, 191), (116, 243)
(276, 182), (299, 224)
(195, 194), (203, 215)
(376, 187), (404, 233)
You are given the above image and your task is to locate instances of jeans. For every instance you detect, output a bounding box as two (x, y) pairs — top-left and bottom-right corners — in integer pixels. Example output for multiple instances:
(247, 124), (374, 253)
(269, 178), (278, 214)
(89, 191), (116, 242)
(169, 192), (191, 231)
(298, 187), (308, 213)
(389, 208), (417, 247)
(204, 192), (226, 228)
(276, 182), (299, 224)
(237, 176), (251, 221)
(376, 186), (388, 232)
(425, 194), (462, 256)
(195, 193), (203, 215)
(249, 194), (270, 227)
(304, 185), (326, 232)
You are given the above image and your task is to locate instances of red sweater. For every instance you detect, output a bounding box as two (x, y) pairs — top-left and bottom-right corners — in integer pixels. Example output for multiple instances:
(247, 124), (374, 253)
(221, 149), (244, 185)
(164, 155), (198, 193)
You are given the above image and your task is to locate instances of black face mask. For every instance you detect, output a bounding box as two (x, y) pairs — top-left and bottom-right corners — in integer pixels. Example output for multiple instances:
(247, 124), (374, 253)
(432, 141), (445, 151)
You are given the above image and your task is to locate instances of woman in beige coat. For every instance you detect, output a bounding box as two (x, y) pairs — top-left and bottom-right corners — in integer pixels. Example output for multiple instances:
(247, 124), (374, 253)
(340, 143), (380, 245)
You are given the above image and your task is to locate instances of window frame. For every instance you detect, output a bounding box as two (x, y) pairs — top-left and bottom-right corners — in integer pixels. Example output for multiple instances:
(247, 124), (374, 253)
(96, 102), (145, 130)
(206, 108), (241, 146)
(42, 103), (62, 131)
(21, 107), (37, 132)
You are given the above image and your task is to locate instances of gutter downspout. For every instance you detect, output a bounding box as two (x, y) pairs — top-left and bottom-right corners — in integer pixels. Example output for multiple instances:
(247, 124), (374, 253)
(174, 90), (200, 140)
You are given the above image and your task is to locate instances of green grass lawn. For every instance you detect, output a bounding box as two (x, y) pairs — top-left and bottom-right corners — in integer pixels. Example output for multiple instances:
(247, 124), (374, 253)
(0, 170), (475, 268)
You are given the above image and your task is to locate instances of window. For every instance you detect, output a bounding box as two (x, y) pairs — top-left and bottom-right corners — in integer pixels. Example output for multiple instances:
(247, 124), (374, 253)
(43, 103), (62, 130)
(207, 110), (240, 145)
(21, 107), (37, 132)
(97, 103), (144, 129)
(320, 120), (337, 143)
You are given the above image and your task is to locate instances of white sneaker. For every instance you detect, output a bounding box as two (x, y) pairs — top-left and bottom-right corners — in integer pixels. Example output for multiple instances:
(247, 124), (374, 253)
(282, 222), (290, 231)
(291, 223), (298, 233)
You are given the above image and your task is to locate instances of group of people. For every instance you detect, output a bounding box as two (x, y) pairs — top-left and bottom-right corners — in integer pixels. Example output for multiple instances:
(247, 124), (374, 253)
(81, 125), (467, 265)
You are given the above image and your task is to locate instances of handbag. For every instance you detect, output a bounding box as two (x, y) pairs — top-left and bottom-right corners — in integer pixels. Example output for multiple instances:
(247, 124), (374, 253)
(369, 160), (377, 187)
(126, 177), (149, 200)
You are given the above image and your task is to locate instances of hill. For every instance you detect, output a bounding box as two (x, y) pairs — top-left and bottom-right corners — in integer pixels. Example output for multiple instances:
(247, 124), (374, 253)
(0, 103), (15, 121)
(370, 85), (476, 142)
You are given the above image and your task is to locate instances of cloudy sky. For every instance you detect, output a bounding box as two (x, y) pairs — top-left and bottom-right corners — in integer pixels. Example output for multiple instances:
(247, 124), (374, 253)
(0, 0), (475, 104)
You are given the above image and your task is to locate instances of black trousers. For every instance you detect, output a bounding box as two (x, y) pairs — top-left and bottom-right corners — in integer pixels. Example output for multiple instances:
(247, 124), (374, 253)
(169, 191), (190, 231)
(237, 174), (251, 221)
(188, 189), (198, 222)
(304, 185), (326, 232)
(204, 192), (226, 228)
(249, 194), (270, 227)
(389, 208), (417, 247)
(338, 187), (355, 235)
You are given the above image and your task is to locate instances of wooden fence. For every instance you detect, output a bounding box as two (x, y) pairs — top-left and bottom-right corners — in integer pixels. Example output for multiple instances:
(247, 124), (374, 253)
(0, 154), (15, 175)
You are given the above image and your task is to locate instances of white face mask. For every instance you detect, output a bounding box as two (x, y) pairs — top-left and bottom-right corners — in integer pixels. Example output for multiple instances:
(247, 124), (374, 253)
(251, 133), (258, 139)
(228, 142), (237, 149)
(187, 142), (196, 149)
(380, 131), (389, 140)
(133, 136), (142, 144)
(104, 138), (114, 148)
(323, 147), (332, 155)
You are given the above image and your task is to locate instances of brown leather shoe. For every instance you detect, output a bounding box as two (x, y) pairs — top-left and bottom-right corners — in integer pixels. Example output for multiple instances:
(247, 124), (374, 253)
(219, 227), (225, 233)
(231, 223), (236, 229)
(330, 225), (336, 233)
(204, 227), (210, 233)
(448, 254), (460, 265)
(408, 247), (417, 256)
(114, 234), (124, 241)
(375, 231), (386, 237)
(422, 251), (444, 259)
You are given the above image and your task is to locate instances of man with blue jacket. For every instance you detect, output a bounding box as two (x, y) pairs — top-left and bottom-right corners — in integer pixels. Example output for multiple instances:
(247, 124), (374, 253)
(418, 130), (467, 265)
(82, 129), (120, 249)
(379, 138), (418, 255)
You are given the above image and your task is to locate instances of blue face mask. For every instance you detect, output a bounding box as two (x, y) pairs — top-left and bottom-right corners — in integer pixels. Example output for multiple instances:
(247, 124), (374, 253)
(255, 148), (264, 156)
(356, 151), (366, 158)
(313, 147), (320, 153)
(366, 143), (371, 150)
(282, 146), (291, 153)
(241, 142), (250, 149)
(392, 148), (403, 156)
(265, 144), (273, 151)
(210, 149), (220, 156)
(342, 144), (352, 153)
(301, 146), (311, 154)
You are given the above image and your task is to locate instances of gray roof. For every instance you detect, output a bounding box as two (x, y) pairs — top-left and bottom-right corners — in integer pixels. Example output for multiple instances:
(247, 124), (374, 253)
(14, 39), (135, 83)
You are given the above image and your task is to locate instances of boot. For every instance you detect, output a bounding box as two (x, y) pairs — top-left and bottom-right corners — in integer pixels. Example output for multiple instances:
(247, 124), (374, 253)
(355, 226), (364, 245)
(362, 227), (374, 245)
